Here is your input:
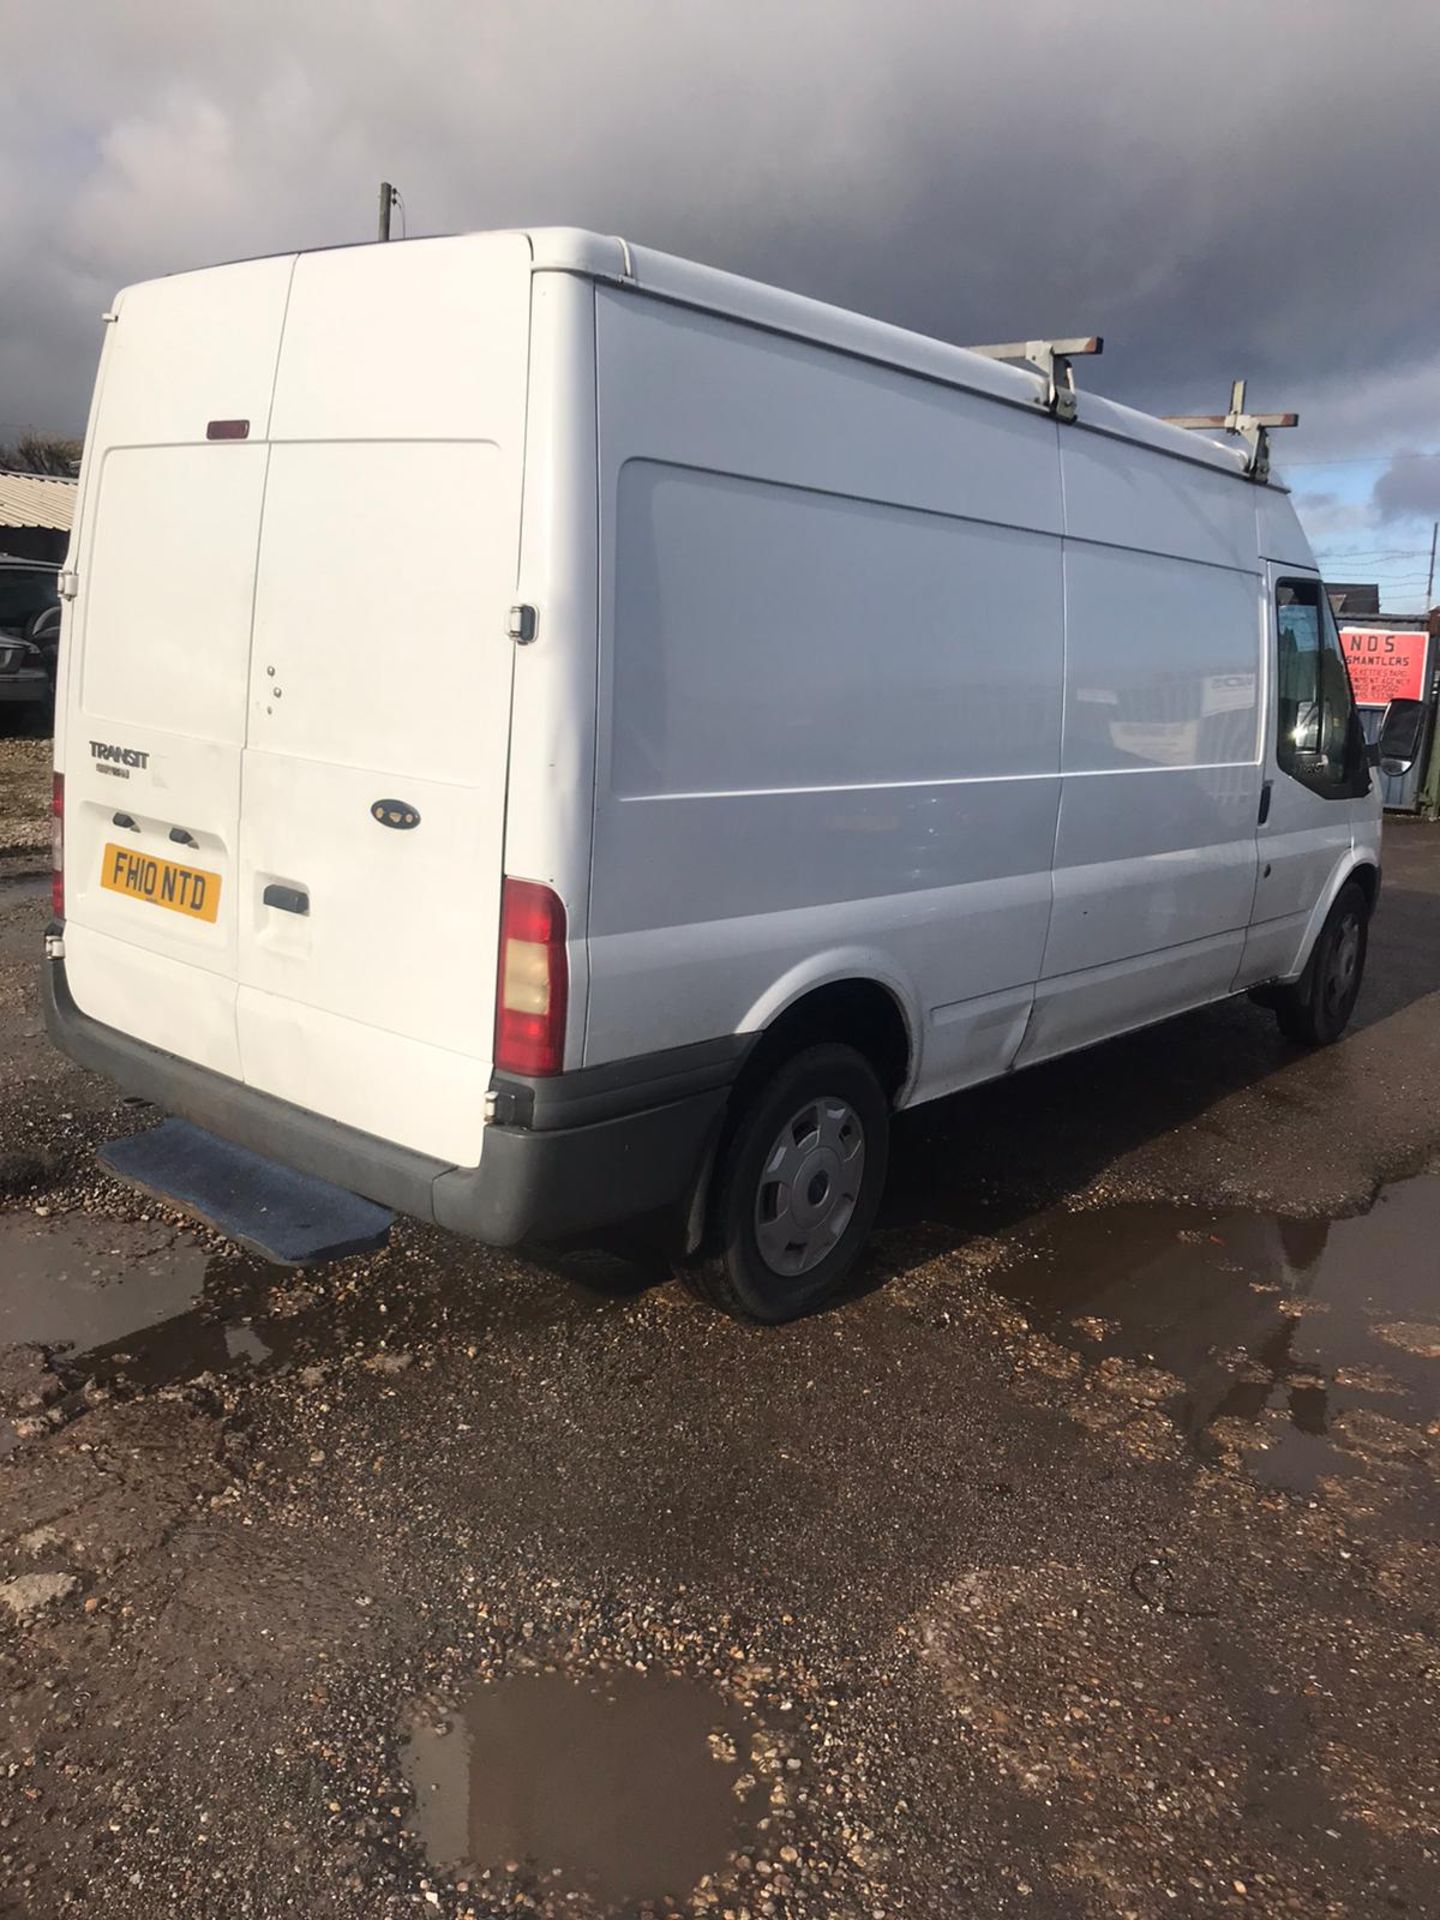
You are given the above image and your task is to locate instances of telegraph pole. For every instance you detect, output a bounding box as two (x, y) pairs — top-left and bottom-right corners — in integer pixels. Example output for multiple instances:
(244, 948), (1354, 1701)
(378, 181), (398, 242)
(1427, 520), (1438, 609)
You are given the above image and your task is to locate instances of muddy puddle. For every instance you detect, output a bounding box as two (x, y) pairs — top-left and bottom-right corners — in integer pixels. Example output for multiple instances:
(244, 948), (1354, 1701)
(998, 1171), (1440, 1492)
(0, 1211), (211, 1351)
(403, 1669), (761, 1909)
(0, 1190), (655, 1426)
(0, 1208), (288, 1397)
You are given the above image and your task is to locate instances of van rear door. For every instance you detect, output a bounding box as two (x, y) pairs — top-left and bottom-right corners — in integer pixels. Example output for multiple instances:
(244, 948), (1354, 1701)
(234, 235), (531, 1166)
(60, 256), (295, 1078)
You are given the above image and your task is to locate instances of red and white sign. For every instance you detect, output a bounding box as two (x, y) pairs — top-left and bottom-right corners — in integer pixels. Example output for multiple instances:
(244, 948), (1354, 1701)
(1340, 628), (1429, 706)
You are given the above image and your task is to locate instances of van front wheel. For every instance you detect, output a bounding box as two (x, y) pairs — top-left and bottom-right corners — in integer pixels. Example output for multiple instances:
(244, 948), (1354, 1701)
(686, 1043), (889, 1322)
(1271, 880), (1370, 1048)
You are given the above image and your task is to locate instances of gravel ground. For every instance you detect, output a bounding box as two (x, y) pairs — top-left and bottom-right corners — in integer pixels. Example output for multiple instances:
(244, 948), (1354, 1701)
(2, 731), (1438, 1919)
(0, 733), (49, 874)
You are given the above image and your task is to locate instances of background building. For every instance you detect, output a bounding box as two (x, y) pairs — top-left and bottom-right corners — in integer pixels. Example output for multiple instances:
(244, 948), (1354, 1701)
(0, 469), (77, 564)
(1339, 605), (1440, 817)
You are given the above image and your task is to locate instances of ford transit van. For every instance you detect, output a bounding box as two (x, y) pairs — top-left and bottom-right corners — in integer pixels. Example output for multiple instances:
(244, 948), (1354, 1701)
(46, 230), (1396, 1319)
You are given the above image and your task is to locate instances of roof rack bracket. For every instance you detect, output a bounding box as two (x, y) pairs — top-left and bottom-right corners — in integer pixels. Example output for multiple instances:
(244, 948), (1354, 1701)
(966, 336), (1103, 423)
(1163, 380), (1299, 483)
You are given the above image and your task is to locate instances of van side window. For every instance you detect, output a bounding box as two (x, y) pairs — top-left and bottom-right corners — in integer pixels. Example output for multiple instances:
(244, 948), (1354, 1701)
(1274, 579), (1362, 797)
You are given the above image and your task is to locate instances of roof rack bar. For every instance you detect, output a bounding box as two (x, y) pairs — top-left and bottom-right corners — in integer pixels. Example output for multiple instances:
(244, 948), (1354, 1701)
(1162, 380), (1299, 482)
(966, 336), (1103, 424)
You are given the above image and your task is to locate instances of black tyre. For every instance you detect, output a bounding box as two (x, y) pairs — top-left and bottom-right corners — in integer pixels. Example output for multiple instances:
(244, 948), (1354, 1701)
(685, 1042), (889, 1323)
(1271, 881), (1370, 1047)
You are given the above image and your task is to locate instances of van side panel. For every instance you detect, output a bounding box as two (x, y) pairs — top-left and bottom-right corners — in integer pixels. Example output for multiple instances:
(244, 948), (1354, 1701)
(1017, 438), (1264, 1063)
(587, 292), (1064, 1099)
(1060, 427), (1262, 572)
(1255, 488), (1320, 573)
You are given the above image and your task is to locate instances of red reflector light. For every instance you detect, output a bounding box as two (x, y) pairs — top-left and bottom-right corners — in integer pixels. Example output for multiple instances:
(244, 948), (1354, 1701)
(495, 877), (568, 1078)
(51, 772), (64, 921)
(206, 418), (249, 441)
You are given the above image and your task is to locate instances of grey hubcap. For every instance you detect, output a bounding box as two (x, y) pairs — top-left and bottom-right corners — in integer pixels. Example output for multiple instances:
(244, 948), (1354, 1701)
(1326, 914), (1361, 1013)
(753, 1097), (865, 1278)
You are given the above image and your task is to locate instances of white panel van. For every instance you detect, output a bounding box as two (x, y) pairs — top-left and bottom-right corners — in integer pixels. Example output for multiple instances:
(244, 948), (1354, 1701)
(47, 229), (1408, 1319)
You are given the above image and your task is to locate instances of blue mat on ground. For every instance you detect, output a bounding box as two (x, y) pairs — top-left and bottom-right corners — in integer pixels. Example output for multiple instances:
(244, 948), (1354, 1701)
(99, 1119), (394, 1266)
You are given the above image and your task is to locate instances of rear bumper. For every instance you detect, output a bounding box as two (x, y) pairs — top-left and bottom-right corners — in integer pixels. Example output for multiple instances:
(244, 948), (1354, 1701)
(44, 951), (745, 1247)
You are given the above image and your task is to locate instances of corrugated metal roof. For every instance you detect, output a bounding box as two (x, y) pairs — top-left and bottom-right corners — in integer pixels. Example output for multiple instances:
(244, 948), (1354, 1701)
(0, 470), (78, 531)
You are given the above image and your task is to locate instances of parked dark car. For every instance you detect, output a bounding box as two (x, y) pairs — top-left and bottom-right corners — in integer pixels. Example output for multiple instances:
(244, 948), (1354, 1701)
(0, 557), (61, 729)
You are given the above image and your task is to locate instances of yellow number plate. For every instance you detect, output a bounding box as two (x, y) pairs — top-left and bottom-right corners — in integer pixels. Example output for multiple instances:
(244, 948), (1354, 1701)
(100, 843), (221, 924)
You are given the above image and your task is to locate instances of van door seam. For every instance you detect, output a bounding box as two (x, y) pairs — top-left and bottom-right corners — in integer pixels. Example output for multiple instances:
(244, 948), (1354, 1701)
(582, 283), (604, 1065)
(234, 253), (299, 1076)
(1230, 572), (1273, 990)
(1034, 419), (1068, 988)
(492, 266), (537, 1081)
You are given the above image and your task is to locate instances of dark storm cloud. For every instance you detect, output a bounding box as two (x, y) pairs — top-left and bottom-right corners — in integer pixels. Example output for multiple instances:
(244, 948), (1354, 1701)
(3, 0), (1439, 457)
(1373, 453), (1440, 524)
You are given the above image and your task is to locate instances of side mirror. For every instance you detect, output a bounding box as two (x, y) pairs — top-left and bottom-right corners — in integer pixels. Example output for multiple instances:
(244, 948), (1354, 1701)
(1377, 697), (1425, 777)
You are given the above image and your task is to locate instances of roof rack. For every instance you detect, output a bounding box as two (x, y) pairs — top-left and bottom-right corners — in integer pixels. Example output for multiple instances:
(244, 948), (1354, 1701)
(966, 336), (1103, 423)
(1162, 380), (1298, 483)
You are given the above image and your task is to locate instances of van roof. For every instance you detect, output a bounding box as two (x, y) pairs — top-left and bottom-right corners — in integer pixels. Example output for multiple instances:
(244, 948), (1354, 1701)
(138, 227), (1267, 487)
(525, 229), (1262, 486)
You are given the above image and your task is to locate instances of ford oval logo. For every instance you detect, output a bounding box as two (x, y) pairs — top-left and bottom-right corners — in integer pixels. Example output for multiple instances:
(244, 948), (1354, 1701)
(371, 799), (420, 830)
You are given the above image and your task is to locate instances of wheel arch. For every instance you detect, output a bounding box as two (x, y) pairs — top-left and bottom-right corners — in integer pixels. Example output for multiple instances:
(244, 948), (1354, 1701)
(1289, 852), (1381, 982)
(680, 962), (920, 1257)
(736, 956), (920, 1104)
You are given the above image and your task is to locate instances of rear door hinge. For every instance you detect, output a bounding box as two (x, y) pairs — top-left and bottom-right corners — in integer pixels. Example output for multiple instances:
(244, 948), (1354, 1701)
(506, 603), (538, 645)
(58, 570), (79, 601)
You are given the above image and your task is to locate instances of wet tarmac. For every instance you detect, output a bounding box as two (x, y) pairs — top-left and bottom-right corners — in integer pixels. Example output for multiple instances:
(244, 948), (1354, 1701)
(404, 1670), (760, 1909)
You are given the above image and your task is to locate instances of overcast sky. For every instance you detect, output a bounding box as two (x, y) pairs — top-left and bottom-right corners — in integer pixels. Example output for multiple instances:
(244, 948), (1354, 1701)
(5, 0), (1440, 605)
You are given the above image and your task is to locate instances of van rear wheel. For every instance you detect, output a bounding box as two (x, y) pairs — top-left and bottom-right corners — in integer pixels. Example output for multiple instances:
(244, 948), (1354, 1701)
(1270, 880), (1370, 1048)
(685, 1043), (889, 1322)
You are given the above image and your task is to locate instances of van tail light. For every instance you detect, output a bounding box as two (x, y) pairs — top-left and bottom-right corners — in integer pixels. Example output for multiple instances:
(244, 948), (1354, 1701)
(51, 773), (64, 922)
(495, 877), (568, 1077)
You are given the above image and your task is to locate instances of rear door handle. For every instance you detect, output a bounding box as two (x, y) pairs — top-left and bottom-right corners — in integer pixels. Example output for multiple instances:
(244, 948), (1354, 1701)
(1257, 780), (1273, 826)
(262, 883), (309, 916)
